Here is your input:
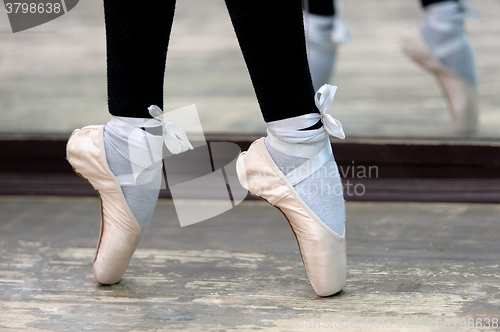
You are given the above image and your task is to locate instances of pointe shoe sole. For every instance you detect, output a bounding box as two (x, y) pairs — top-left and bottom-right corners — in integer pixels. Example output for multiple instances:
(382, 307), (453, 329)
(67, 125), (142, 285)
(236, 138), (346, 297)
(402, 26), (478, 135)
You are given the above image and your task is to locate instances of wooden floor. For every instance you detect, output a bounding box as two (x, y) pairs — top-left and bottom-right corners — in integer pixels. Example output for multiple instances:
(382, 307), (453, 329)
(0, 196), (499, 331)
(0, 0), (499, 138)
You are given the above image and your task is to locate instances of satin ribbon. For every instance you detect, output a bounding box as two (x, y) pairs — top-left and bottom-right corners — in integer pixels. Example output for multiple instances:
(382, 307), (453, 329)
(265, 84), (345, 185)
(111, 105), (194, 187)
(148, 105), (194, 155)
(314, 84), (346, 140)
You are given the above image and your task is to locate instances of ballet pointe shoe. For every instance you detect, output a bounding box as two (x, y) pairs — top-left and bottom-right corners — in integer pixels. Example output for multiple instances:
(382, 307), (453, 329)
(237, 85), (347, 297)
(237, 138), (346, 296)
(67, 125), (142, 285)
(402, 25), (478, 135)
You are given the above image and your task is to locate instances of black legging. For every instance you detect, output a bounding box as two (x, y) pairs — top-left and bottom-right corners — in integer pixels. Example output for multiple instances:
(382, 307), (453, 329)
(104, 0), (318, 123)
(307, 0), (458, 16)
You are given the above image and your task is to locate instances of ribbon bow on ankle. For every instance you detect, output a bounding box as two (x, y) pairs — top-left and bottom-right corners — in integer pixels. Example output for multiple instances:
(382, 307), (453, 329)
(110, 105), (194, 187)
(314, 84), (345, 140)
(148, 105), (194, 154)
(265, 84), (345, 186)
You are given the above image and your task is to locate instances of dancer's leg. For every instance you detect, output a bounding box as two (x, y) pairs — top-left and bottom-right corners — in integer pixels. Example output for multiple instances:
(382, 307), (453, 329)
(307, 0), (335, 16)
(421, 0), (455, 7)
(102, 0), (176, 234)
(67, 0), (176, 285)
(303, 0), (350, 90)
(403, 0), (478, 134)
(104, 0), (175, 117)
(227, 0), (346, 296)
(419, 0), (477, 88)
(224, 0), (317, 122)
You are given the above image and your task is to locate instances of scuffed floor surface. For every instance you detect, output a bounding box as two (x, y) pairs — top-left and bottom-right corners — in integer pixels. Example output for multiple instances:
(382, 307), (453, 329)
(0, 196), (499, 331)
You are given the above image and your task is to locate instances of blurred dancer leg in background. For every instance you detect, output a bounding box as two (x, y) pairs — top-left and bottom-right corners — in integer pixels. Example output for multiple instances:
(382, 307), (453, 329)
(305, 0), (478, 134)
(303, 0), (350, 91)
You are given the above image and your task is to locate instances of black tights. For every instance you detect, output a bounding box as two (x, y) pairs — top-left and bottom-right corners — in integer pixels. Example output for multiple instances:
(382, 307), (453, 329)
(308, 0), (458, 16)
(104, 0), (317, 123)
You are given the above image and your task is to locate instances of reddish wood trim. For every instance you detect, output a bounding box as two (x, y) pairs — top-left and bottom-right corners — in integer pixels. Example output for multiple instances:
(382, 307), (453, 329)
(1, 173), (498, 203)
(0, 134), (499, 202)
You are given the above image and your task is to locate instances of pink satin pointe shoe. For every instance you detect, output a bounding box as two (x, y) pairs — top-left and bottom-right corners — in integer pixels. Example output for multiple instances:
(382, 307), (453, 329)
(402, 25), (478, 135)
(67, 125), (142, 285)
(237, 85), (347, 297)
(66, 106), (192, 285)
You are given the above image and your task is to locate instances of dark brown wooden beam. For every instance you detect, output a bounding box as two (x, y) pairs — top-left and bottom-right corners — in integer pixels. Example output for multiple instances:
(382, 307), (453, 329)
(0, 134), (499, 202)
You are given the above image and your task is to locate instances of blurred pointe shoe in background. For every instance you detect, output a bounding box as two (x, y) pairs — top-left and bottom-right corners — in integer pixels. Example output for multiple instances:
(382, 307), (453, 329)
(402, 1), (479, 135)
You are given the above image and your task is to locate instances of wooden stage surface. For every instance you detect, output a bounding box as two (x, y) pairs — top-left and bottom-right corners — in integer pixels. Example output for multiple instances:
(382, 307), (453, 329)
(0, 196), (499, 331)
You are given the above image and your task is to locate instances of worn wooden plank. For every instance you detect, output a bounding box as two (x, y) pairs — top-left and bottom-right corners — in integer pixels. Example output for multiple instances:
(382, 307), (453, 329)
(0, 197), (499, 330)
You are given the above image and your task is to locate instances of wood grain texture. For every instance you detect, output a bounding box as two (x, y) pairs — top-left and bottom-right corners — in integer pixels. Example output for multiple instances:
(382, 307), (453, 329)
(0, 197), (499, 331)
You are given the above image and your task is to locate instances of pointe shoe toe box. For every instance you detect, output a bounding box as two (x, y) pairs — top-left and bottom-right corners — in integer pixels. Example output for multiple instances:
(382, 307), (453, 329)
(401, 26), (478, 135)
(67, 125), (142, 285)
